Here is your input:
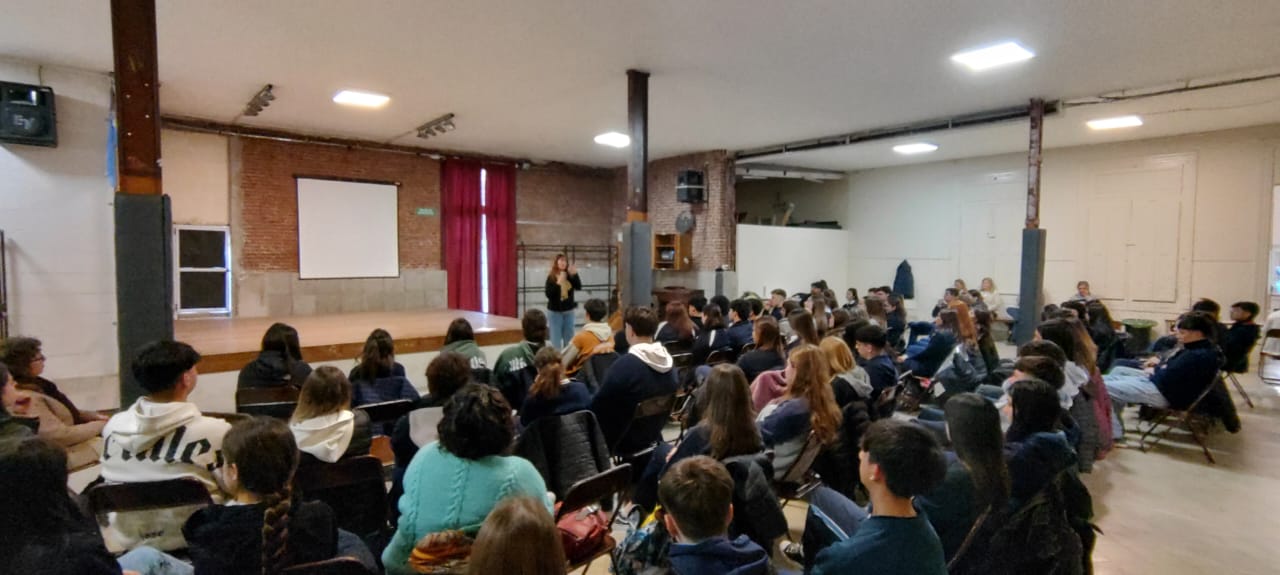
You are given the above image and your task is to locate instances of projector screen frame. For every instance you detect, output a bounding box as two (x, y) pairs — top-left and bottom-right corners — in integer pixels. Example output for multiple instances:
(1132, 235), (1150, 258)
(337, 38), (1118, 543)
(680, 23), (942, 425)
(294, 174), (402, 280)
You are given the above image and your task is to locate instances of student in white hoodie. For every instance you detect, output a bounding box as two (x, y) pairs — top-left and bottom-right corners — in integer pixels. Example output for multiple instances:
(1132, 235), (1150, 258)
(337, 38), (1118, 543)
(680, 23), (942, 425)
(590, 306), (678, 452)
(99, 340), (232, 553)
(290, 366), (372, 465)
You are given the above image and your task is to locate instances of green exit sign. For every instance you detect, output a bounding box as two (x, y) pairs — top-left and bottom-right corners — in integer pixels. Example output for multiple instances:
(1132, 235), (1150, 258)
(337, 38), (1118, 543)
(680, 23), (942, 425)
(415, 207), (436, 216)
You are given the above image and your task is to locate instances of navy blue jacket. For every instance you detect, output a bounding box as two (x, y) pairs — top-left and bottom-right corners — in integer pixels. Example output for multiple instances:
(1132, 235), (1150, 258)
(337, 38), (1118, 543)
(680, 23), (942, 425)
(1151, 339), (1222, 409)
(590, 354), (678, 452)
(893, 260), (914, 299)
(727, 320), (755, 353)
(863, 354), (899, 396)
(1221, 322), (1259, 374)
(669, 535), (772, 575)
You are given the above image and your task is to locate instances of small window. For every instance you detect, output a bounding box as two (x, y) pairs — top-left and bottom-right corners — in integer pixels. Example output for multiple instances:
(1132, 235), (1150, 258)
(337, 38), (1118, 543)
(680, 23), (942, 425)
(175, 225), (231, 315)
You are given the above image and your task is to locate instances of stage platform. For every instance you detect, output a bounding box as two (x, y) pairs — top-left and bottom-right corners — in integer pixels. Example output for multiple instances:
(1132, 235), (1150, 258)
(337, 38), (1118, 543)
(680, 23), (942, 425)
(177, 309), (525, 373)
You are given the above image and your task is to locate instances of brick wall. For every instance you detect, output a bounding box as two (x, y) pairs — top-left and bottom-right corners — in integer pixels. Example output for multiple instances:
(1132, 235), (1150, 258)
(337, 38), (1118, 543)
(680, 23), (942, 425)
(238, 138), (442, 271)
(516, 165), (616, 246)
(613, 150), (736, 271)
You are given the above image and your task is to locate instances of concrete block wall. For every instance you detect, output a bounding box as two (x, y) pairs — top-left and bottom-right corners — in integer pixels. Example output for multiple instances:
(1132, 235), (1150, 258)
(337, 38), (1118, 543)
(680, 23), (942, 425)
(235, 269), (448, 318)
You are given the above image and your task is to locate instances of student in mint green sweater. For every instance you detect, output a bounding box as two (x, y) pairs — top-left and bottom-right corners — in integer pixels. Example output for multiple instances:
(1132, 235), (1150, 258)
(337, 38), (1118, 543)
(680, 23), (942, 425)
(382, 384), (551, 575)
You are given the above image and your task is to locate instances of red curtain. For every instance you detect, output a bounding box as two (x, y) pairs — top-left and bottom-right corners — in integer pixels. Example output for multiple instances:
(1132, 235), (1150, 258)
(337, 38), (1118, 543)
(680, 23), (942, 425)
(484, 164), (518, 317)
(442, 160), (483, 311)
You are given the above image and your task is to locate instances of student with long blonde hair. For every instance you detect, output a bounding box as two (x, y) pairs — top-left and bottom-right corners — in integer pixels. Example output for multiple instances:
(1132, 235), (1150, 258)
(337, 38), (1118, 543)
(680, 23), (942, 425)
(757, 345), (842, 480)
(544, 253), (582, 349)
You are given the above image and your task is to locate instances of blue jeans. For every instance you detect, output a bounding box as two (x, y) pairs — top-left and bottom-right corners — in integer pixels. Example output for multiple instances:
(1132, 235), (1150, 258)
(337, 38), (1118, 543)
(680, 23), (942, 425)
(547, 308), (576, 350)
(1103, 366), (1170, 439)
(117, 546), (193, 575)
(907, 321), (934, 345)
(802, 486), (868, 566)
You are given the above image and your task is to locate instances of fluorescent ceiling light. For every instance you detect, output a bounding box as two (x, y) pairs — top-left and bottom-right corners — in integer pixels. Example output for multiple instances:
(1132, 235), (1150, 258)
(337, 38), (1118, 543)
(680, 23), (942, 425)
(951, 41), (1035, 71)
(1086, 115), (1143, 130)
(332, 90), (390, 108)
(594, 131), (630, 148)
(892, 142), (938, 155)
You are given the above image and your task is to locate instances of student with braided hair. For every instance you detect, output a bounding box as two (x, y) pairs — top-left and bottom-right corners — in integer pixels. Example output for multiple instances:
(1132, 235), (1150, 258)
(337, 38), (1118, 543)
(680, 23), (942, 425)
(184, 417), (372, 574)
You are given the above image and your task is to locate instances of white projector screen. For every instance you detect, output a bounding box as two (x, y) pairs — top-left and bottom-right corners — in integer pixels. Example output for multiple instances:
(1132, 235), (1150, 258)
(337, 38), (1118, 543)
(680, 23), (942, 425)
(296, 178), (399, 279)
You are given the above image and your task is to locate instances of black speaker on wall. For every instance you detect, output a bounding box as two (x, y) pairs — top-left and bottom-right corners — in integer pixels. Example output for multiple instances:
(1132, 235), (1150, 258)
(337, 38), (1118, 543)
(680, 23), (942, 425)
(676, 170), (705, 203)
(0, 81), (57, 148)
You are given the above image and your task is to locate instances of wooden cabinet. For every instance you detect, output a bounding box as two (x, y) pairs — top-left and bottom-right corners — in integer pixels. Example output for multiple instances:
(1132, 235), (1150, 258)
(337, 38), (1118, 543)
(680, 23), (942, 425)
(653, 233), (691, 270)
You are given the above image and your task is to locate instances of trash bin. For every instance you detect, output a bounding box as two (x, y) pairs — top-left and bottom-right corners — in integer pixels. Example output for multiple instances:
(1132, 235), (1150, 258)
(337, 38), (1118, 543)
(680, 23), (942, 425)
(1121, 319), (1157, 356)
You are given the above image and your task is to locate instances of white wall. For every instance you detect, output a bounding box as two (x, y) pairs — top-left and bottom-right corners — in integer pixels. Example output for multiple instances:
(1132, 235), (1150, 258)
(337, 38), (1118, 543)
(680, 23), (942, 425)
(162, 129), (229, 225)
(736, 224), (849, 298)
(843, 124), (1280, 326)
(0, 61), (118, 396)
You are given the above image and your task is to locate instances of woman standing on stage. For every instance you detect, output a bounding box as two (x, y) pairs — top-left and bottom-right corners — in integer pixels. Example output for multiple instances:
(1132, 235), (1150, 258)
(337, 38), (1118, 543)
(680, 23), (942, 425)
(544, 253), (582, 350)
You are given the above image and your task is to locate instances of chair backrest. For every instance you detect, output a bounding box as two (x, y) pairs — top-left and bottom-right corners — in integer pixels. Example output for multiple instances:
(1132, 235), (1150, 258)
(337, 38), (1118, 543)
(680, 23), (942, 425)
(611, 394), (676, 456)
(670, 352), (694, 369)
(283, 557), (371, 575)
(741, 342), (758, 353)
(706, 349), (732, 365)
(356, 399), (416, 431)
(581, 351), (620, 394)
(555, 463), (632, 522)
(663, 340), (694, 355)
(203, 411), (252, 425)
(235, 386), (300, 419)
(778, 432), (824, 485)
(293, 455), (388, 536)
(87, 477), (214, 516)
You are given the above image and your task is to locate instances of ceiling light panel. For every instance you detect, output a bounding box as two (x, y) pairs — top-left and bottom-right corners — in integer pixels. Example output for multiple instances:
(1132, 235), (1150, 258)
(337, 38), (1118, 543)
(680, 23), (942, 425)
(951, 41), (1035, 71)
(1086, 115), (1143, 130)
(594, 131), (630, 148)
(333, 90), (391, 108)
(892, 142), (939, 155)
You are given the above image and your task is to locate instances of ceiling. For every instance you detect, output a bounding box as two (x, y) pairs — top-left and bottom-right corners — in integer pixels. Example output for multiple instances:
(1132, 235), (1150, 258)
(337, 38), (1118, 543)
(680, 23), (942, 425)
(3, 0), (1280, 169)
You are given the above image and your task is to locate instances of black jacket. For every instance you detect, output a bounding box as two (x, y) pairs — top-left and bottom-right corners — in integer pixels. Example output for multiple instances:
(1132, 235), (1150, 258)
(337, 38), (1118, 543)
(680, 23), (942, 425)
(513, 410), (612, 500)
(722, 453), (789, 549)
(590, 353), (678, 453)
(691, 328), (731, 365)
(1221, 322), (1260, 374)
(185, 499), (337, 574)
(727, 320), (755, 353)
(1151, 339), (1222, 409)
(1, 515), (121, 575)
(545, 273), (583, 312)
(737, 349), (785, 383)
(237, 351), (313, 389)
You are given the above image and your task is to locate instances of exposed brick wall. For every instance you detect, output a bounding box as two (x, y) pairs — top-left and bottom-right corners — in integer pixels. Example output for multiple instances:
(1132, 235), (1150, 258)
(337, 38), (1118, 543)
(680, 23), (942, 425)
(516, 165), (616, 246)
(612, 151), (736, 271)
(238, 138), (442, 271)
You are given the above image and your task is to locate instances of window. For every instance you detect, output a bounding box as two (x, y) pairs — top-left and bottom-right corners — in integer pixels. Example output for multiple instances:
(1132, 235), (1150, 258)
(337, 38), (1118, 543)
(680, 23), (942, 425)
(174, 225), (231, 315)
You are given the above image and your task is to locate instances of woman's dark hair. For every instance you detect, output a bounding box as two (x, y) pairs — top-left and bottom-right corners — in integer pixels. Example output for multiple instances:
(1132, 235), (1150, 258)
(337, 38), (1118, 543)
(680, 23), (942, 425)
(0, 436), (90, 543)
(974, 310), (994, 340)
(444, 318), (475, 345)
(752, 316), (784, 357)
(1085, 301), (1114, 331)
(702, 304), (727, 331)
(1040, 304), (1060, 321)
(352, 329), (395, 382)
(699, 364), (764, 459)
(426, 352), (472, 400)
(664, 301), (696, 342)
(943, 393), (1009, 512)
(886, 294), (907, 322)
(468, 496), (566, 575)
(1176, 311), (1218, 336)
(810, 297), (829, 337)
(1017, 339), (1066, 368)
(261, 323), (303, 374)
(522, 309), (550, 344)
(830, 308), (852, 332)
(292, 366), (351, 422)
(937, 309), (962, 337)
(847, 288), (859, 301)
(223, 417), (299, 575)
(791, 311), (821, 347)
(0, 336), (41, 380)
(1191, 298), (1221, 320)
(1007, 378), (1061, 442)
(1014, 355), (1065, 390)
(710, 295), (731, 317)
(864, 297), (888, 325)
(529, 346), (565, 400)
(1060, 300), (1088, 322)
(438, 384), (515, 460)
(1036, 320), (1077, 366)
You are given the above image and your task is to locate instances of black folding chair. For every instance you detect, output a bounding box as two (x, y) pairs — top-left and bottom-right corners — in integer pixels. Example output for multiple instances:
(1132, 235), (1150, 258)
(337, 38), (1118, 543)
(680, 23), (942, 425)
(1257, 328), (1280, 385)
(355, 399), (416, 434)
(87, 477), (214, 553)
(705, 349), (732, 366)
(773, 432), (825, 507)
(1137, 374), (1221, 464)
(556, 464), (632, 573)
(235, 386), (300, 419)
(294, 455), (389, 537)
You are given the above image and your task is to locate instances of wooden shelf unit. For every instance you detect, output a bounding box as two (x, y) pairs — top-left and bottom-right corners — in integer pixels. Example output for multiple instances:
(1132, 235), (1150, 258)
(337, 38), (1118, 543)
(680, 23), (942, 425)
(653, 233), (691, 271)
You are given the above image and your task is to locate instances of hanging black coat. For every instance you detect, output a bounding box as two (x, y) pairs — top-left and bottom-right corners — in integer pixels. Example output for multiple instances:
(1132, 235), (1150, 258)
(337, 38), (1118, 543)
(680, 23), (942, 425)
(893, 259), (915, 299)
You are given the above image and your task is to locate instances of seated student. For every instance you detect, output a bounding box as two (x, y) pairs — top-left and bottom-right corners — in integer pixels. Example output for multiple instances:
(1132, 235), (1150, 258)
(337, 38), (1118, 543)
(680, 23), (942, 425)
(1151, 298), (1224, 354)
(821, 336), (872, 407)
(811, 420), (948, 575)
(658, 456), (772, 575)
(1003, 378), (1078, 508)
(185, 417), (375, 574)
(726, 299), (756, 353)
(974, 310), (1001, 378)
(864, 296), (889, 328)
(691, 304), (732, 366)
(916, 394), (1009, 561)
(2, 365), (104, 470)
(290, 366), (372, 465)
(349, 328), (419, 413)
(383, 385), (551, 575)
(808, 296), (832, 338)
(3, 336), (109, 423)
(829, 308), (853, 335)
(883, 295), (907, 349)
(636, 364), (764, 511)
(389, 352), (473, 522)
(657, 300), (699, 346)
(237, 322), (312, 389)
(1222, 301), (1261, 374)
(519, 346), (592, 429)
(591, 307), (679, 451)
(440, 318), (488, 379)
(931, 288), (959, 318)
(736, 316), (786, 384)
(901, 309), (961, 378)
(767, 289), (789, 320)
(710, 295), (732, 317)
(493, 309), (550, 411)
(853, 324), (899, 399)
(1104, 311), (1222, 440)
(1069, 280), (1097, 303)
(748, 297), (765, 322)
(467, 496), (566, 575)
(757, 345), (842, 480)
(688, 294), (709, 331)
(1038, 319), (1109, 470)
(101, 340), (232, 551)
(777, 300), (801, 339)
(1, 436), (141, 575)
(787, 310), (823, 352)
(562, 298), (614, 376)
